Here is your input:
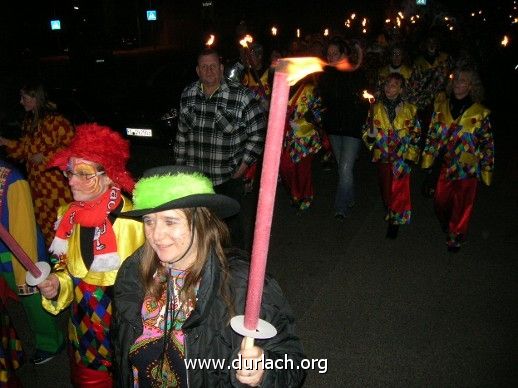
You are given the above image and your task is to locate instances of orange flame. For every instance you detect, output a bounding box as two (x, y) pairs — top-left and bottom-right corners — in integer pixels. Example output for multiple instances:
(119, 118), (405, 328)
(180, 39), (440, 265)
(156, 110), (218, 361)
(276, 57), (359, 86)
(239, 34), (253, 48)
(362, 90), (375, 103)
(501, 35), (509, 46)
(206, 34), (215, 47)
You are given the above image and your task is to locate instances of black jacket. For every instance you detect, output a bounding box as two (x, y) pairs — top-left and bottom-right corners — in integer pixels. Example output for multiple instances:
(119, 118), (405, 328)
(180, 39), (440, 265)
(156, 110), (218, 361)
(317, 66), (369, 138)
(112, 247), (306, 387)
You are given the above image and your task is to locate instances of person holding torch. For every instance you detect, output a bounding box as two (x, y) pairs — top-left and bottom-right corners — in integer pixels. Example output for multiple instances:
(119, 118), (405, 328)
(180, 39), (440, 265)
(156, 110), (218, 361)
(362, 73), (421, 238)
(37, 123), (145, 386)
(0, 159), (64, 365)
(112, 166), (305, 387)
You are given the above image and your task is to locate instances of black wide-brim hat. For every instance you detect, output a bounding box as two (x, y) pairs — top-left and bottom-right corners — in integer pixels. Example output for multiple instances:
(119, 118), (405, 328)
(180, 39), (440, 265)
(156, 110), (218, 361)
(121, 166), (240, 219)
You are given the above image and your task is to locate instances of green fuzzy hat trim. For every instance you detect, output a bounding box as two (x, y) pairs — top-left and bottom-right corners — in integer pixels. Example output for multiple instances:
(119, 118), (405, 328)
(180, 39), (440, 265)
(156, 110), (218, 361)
(133, 172), (215, 210)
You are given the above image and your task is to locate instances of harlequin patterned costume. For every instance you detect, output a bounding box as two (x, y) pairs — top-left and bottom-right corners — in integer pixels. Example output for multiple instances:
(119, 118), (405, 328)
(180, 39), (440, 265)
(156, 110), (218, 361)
(42, 198), (144, 385)
(242, 68), (271, 103)
(413, 52), (450, 73)
(41, 123), (145, 386)
(378, 64), (413, 82)
(421, 92), (494, 249)
(3, 113), (74, 247)
(363, 101), (421, 224)
(0, 161), (64, 366)
(0, 278), (23, 386)
(279, 81), (322, 210)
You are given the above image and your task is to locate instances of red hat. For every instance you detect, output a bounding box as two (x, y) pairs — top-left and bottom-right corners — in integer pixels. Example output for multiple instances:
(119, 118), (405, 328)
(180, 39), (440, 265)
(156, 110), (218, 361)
(48, 123), (135, 193)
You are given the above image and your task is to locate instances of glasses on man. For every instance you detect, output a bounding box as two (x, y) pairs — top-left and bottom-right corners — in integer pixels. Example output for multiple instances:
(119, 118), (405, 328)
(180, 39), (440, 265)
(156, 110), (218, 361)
(62, 170), (105, 181)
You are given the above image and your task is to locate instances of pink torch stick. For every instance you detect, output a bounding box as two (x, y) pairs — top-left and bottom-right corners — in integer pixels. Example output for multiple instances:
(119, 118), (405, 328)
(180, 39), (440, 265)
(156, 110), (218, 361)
(231, 56), (360, 347)
(244, 69), (290, 330)
(0, 223), (41, 277)
(0, 223), (51, 286)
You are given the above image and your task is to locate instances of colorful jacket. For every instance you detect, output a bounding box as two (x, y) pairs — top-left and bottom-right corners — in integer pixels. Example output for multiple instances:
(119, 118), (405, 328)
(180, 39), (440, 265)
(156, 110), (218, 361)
(362, 101), (421, 177)
(0, 162), (46, 295)
(42, 196), (144, 315)
(413, 52), (450, 73)
(421, 93), (494, 185)
(242, 68), (271, 101)
(4, 113), (74, 185)
(378, 64), (413, 81)
(284, 83), (322, 163)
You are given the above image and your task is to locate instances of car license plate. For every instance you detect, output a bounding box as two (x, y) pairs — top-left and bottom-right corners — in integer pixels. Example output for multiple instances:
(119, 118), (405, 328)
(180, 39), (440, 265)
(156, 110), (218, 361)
(126, 127), (153, 137)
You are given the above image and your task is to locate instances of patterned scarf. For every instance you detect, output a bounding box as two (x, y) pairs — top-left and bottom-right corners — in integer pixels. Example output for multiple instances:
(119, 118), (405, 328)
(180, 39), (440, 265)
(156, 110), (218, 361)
(49, 187), (122, 272)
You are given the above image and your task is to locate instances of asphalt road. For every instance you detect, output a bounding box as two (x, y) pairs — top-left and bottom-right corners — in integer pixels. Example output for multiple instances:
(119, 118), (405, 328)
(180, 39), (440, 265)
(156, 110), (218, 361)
(9, 130), (517, 386)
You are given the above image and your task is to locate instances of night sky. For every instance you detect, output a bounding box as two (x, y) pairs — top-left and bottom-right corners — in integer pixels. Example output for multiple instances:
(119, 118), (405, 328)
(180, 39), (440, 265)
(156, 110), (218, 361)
(1, 0), (512, 56)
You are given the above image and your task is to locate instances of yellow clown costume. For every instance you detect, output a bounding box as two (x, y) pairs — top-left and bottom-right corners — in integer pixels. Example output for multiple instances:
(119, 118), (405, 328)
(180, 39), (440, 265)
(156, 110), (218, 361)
(363, 100), (421, 225)
(42, 123), (145, 386)
(421, 92), (494, 250)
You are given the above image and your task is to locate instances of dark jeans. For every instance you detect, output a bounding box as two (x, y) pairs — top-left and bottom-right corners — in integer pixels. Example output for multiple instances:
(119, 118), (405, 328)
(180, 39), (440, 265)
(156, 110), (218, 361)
(214, 178), (246, 250)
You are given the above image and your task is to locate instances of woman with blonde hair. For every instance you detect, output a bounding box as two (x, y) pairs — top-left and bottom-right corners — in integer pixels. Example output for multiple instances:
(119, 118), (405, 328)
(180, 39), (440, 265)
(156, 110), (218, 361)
(421, 67), (494, 252)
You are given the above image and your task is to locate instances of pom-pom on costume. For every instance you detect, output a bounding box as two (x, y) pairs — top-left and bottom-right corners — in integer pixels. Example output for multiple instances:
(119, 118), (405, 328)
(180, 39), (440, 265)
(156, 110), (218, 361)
(421, 93), (494, 250)
(363, 99), (421, 225)
(43, 123), (145, 386)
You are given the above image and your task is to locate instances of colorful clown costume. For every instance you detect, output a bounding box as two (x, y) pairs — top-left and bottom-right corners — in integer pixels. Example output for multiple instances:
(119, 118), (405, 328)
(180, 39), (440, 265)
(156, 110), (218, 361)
(279, 81), (322, 210)
(363, 101), (421, 225)
(422, 92), (494, 249)
(0, 161), (64, 365)
(3, 114), (74, 247)
(42, 197), (144, 385)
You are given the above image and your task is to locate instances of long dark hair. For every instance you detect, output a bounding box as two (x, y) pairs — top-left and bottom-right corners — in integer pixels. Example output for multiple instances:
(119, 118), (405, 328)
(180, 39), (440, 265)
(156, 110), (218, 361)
(139, 207), (235, 318)
(20, 81), (56, 131)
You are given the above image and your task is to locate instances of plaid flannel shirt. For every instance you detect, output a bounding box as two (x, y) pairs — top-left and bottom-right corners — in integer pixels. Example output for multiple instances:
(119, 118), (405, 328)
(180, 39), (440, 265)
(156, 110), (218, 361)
(174, 79), (266, 185)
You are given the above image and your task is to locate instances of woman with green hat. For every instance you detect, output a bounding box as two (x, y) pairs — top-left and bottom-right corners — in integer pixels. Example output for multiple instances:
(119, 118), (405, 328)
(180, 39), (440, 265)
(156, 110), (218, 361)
(112, 166), (306, 387)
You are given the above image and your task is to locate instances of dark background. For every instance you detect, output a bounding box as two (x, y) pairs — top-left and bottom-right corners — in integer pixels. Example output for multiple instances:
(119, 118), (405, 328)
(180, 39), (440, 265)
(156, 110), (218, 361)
(0, 0), (516, 175)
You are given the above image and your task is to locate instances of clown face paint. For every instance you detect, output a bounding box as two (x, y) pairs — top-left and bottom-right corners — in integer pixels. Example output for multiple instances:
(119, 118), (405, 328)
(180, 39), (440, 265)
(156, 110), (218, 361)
(66, 157), (111, 202)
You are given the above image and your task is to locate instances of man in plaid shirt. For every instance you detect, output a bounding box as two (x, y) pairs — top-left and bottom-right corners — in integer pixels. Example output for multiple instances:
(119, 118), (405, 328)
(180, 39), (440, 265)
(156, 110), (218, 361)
(174, 48), (266, 249)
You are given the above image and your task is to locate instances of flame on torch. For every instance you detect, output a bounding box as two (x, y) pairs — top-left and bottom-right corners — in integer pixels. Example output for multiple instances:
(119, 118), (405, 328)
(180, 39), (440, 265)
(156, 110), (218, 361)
(276, 56), (359, 86)
(206, 34), (215, 47)
(502, 35), (509, 46)
(271, 26), (277, 36)
(239, 34), (253, 48)
(362, 90), (375, 104)
(324, 28), (329, 36)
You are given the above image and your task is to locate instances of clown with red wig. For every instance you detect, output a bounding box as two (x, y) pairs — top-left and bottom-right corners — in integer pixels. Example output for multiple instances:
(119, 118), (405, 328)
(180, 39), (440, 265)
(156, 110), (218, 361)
(37, 123), (145, 387)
